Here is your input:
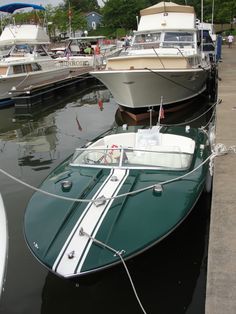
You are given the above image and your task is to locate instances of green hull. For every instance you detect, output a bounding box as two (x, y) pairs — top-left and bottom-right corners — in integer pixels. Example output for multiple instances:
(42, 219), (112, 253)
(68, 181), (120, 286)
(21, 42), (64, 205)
(24, 126), (211, 278)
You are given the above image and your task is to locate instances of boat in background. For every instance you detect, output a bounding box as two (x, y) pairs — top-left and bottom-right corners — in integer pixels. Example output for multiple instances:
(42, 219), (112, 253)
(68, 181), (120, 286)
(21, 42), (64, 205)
(91, 1), (212, 109)
(24, 122), (212, 278)
(196, 20), (216, 42)
(55, 36), (122, 70)
(0, 3), (70, 108)
(197, 21), (216, 62)
(0, 194), (8, 298)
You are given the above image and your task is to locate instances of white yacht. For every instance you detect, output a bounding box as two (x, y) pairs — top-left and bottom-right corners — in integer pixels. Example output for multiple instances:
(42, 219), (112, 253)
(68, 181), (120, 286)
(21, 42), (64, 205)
(91, 2), (212, 109)
(0, 4), (70, 107)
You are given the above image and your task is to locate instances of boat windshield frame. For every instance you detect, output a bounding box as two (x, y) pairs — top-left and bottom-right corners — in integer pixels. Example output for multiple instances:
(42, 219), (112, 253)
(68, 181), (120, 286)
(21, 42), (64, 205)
(162, 31), (195, 49)
(70, 147), (193, 171)
(129, 30), (196, 51)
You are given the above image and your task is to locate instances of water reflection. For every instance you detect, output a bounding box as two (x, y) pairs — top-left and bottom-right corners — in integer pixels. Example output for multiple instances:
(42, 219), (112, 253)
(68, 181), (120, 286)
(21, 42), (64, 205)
(0, 84), (116, 171)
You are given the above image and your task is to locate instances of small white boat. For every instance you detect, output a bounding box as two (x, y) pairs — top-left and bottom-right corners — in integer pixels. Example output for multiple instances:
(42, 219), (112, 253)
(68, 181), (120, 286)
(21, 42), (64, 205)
(0, 194), (8, 298)
(55, 36), (122, 70)
(0, 3), (70, 107)
(91, 1), (212, 109)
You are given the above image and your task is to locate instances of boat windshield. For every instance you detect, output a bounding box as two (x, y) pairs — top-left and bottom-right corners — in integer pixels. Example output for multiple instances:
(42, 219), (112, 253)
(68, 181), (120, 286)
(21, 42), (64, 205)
(0, 45), (12, 57)
(132, 32), (161, 49)
(162, 32), (195, 48)
(70, 147), (192, 170)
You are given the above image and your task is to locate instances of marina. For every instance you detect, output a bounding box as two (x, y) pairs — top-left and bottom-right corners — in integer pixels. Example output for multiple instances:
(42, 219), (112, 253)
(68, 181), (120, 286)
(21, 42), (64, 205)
(0, 82), (212, 314)
(0, 0), (236, 313)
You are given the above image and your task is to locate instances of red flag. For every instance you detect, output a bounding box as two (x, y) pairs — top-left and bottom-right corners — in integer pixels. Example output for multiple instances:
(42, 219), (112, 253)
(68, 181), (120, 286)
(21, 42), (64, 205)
(160, 105), (165, 119)
(98, 99), (103, 111)
(76, 115), (82, 131)
(158, 102), (165, 124)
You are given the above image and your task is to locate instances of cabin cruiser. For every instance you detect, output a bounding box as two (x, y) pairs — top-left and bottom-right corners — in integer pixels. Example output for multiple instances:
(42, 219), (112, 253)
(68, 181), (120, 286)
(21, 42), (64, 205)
(91, 2), (212, 109)
(0, 3), (70, 107)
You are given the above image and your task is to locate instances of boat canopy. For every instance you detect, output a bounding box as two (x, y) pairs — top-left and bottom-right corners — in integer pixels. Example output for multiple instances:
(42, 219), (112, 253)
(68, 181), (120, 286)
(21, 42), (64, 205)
(140, 1), (195, 16)
(0, 3), (45, 14)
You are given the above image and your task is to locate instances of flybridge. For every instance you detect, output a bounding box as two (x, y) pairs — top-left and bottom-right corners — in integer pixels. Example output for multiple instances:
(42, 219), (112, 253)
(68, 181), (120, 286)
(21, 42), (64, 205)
(0, 25), (50, 45)
(138, 1), (196, 31)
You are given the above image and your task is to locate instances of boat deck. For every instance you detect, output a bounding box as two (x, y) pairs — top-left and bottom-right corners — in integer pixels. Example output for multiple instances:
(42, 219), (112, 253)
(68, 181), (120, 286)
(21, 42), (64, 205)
(205, 44), (236, 313)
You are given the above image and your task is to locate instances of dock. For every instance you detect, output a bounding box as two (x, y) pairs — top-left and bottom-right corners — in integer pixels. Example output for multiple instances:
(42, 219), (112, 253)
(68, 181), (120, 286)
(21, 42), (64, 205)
(205, 45), (236, 313)
(10, 67), (95, 115)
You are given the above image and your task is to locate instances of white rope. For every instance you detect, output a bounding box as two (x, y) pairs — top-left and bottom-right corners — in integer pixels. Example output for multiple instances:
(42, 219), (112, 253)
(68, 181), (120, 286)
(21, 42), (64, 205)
(0, 72), (30, 97)
(1, 144), (235, 204)
(161, 99), (220, 127)
(213, 143), (236, 155)
(80, 228), (148, 314)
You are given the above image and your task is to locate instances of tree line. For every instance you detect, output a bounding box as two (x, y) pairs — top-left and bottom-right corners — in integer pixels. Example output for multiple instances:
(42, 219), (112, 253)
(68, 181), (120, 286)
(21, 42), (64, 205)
(1, 0), (235, 38)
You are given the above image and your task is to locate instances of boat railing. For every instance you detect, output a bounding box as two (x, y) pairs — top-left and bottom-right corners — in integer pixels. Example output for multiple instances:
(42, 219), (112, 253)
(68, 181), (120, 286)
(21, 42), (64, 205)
(70, 147), (193, 170)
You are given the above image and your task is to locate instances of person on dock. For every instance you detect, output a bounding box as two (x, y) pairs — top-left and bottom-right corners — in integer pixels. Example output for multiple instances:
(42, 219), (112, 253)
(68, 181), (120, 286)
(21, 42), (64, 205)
(227, 34), (234, 48)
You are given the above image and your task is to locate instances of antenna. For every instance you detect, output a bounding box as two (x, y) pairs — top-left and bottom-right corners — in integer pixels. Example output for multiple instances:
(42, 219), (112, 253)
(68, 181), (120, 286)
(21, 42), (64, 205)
(68, 1), (72, 37)
(201, 0), (204, 57)
(211, 0), (214, 26)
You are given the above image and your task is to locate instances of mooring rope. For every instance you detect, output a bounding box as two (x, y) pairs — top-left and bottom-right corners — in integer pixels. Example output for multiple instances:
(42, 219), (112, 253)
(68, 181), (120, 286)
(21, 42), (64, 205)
(160, 98), (220, 128)
(0, 144), (235, 204)
(0, 72), (30, 97)
(79, 227), (148, 314)
(145, 66), (210, 93)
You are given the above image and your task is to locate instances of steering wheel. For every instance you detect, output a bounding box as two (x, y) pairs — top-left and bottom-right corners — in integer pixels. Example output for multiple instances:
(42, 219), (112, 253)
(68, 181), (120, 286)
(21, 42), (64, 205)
(83, 151), (113, 164)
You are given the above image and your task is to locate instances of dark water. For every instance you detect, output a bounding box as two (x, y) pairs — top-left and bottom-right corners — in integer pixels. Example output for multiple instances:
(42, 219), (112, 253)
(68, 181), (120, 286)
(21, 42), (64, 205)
(0, 82), (212, 314)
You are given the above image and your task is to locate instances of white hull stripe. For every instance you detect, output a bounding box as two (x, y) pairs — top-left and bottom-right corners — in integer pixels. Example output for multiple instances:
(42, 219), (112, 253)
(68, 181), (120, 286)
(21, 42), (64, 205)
(53, 168), (129, 277)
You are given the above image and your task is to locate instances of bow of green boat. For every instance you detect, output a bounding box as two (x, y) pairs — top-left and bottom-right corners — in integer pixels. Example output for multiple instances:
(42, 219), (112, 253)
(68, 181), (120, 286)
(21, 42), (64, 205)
(24, 125), (212, 278)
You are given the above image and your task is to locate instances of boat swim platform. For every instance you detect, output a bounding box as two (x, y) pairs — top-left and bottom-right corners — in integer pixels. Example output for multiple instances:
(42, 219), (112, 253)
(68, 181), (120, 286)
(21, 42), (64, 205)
(205, 44), (236, 314)
(10, 67), (95, 115)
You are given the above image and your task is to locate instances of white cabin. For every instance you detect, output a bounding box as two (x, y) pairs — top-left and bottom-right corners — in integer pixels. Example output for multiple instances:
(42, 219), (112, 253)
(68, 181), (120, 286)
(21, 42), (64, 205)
(0, 24), (50, 45)
(138, 1), (196, 31)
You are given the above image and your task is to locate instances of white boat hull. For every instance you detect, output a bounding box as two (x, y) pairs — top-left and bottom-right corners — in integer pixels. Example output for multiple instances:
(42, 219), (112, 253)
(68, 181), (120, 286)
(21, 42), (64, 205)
(57, 55), (95, 68)
(57, 49), (122, 69)
(91, 68), (209, 108)
(0, 67), (69, 101)
(0, 194), (8, 298)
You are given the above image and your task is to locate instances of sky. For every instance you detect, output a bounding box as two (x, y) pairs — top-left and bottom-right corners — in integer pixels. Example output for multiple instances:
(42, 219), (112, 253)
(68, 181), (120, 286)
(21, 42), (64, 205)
(0, 0), (104, 8)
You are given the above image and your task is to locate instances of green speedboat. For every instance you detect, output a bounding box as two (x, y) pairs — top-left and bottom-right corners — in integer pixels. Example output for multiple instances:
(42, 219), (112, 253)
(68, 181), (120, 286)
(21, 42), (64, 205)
(24, 125), (212, 278)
